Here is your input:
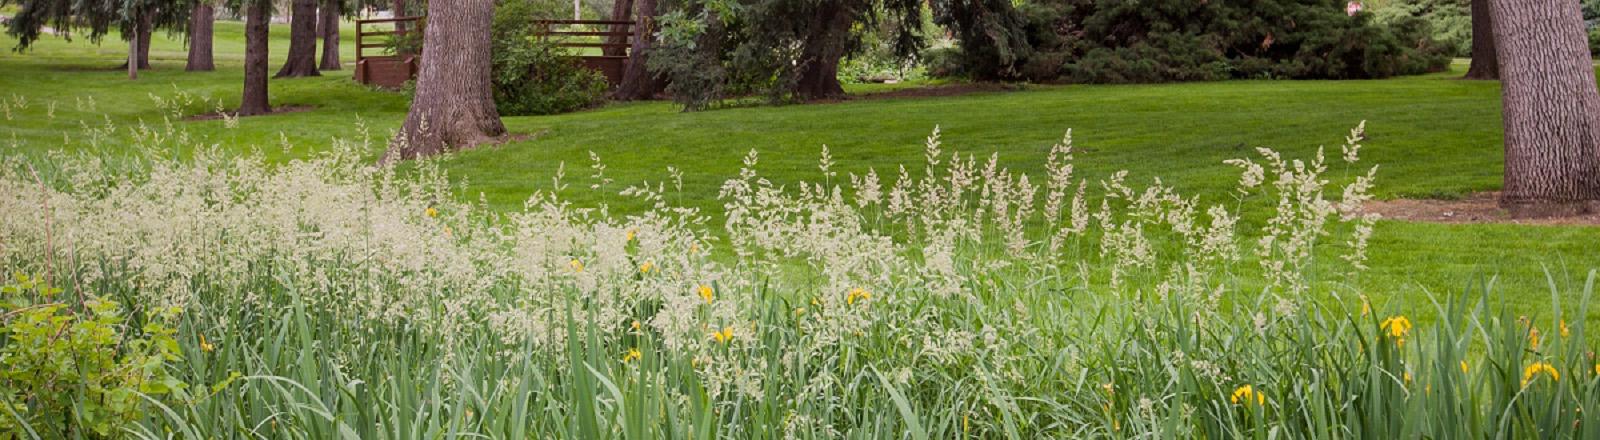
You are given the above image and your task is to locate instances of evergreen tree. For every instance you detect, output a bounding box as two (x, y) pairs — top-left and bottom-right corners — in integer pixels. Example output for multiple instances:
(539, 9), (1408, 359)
(4, 0), (187, 74)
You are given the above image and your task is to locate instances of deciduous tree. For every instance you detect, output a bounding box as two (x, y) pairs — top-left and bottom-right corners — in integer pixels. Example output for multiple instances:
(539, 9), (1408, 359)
(382, 0), (507, 163)
(613, 0), (660, 100)
(1490, 0), (1600, 216)
(604, 0), (632, 57)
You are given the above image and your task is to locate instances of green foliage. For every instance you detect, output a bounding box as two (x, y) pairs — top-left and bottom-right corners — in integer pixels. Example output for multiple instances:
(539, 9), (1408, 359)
(2, 0), (189, 52)
(1370, 0), (1470, 57)
(490, 0), (608, 115)
(0, 273), (185, 438)
(649, 9), (729, 110)
(380, 18), (424, 56)
(491, 37), (609, 116)
(650, 0), (927, 109)
(936, 0), (1452, 83)
(928, 0), (1031, 81)
(839, 11), (935, 84)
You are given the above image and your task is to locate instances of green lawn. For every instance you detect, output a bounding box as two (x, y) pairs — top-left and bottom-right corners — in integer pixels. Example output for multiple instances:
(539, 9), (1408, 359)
(2, 20), (1598, 322)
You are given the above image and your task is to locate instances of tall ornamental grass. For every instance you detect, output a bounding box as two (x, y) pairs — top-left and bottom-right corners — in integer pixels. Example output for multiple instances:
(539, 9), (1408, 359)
(0, 114), (1595, 438)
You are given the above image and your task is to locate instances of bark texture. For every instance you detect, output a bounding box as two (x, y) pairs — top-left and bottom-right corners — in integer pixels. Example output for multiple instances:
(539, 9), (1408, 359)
(1490, 0), (1600, 217)
(604, 0), (633, 57)
(275, 0), (322, 77)
(319, 0), (342, 70)
(127, 26), (139, 80)
(186, 3), (215, 71)
(136, 11), (153, 69)
(382, 0), (506, 163)
(240, 0), (273, 116)
(393, 0), (408, 35)
(792, 4), (853, 100)
(613, 0), (661, 100)
(117, 9), (154, 70)
(1463, 0), (1497, 80)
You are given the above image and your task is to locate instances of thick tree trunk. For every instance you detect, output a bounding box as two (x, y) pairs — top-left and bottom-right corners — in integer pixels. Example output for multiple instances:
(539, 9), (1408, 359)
(382, 0), (506, 163)
(241, 0), (273, 116)
(1490, 0), (1600, 217)
(603, 0), (633, 57)
(613, 0), (660, 100)
(320, 0), (342, 70)
(187, 3), (216, 71)
(792, 4), (853, 100)
(1463, 0), (1497, 80)
(276, 0), (322, 77)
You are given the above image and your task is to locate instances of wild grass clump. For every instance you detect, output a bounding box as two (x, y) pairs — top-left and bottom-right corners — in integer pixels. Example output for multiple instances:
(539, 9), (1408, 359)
(0, 115), (1595, 438)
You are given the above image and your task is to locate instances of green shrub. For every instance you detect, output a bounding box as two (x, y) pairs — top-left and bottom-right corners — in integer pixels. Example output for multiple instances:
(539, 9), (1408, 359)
(491, 38), (610, 116)
(649, 10), (730, 111)
(490, 0), (609, 116)
(939, 0), (1452, 83)
(0, 273), (185, 437)
(918, 46), (968, 78)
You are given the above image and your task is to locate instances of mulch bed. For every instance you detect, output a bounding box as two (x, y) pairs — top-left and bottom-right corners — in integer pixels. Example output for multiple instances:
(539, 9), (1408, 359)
(1363, 192), (1600, 226)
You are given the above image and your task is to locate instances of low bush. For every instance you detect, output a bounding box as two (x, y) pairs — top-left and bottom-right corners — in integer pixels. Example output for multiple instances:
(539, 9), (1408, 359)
(491, 0), (609, 115)
(0, 274), (185, 437)
(939, 0), (1453, 83)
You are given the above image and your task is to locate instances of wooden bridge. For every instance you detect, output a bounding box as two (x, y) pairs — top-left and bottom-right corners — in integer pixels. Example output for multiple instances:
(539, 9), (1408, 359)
(353, 16), (639, 89)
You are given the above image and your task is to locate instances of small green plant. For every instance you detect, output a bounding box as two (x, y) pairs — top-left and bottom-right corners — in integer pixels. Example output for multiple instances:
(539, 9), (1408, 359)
(0, 273), (186, 438)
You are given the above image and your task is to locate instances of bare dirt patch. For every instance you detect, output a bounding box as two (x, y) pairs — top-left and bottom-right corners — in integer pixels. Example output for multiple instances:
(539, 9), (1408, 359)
(1364, 192), (1600, 226)
(185, 105), (316, 121)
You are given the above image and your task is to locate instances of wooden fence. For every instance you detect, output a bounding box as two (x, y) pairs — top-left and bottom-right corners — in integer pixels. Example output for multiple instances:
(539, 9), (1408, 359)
(350, 17), (640, 88)
(353, 16), (423, 88)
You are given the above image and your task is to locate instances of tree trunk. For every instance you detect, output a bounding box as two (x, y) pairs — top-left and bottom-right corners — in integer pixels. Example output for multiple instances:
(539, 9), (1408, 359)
(276, 0), (322, 77)
(393, 0), (408, 35)
(613, 0), (660, 100)
(320, 0), (342, 70)
(792, 3), (852, 100)
(1463, 0), (1497, 80)
(382, 0), (506, 163)
(187, 2), (216, 71)
(1490, 0), (1600, 217)
(128, 24), (139, 80)
(136, 11), (153, 69)
(241, 0), (273, 116)
(603, 0), (633, 57)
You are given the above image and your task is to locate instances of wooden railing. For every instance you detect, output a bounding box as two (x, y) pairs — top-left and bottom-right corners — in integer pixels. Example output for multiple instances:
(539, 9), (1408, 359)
(348, 17), (640, 87)
(353, 16), (424, 88)
(534, 19), (635, 54)
(355, 16), (424, 64)
(534, 19), (637, 84)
